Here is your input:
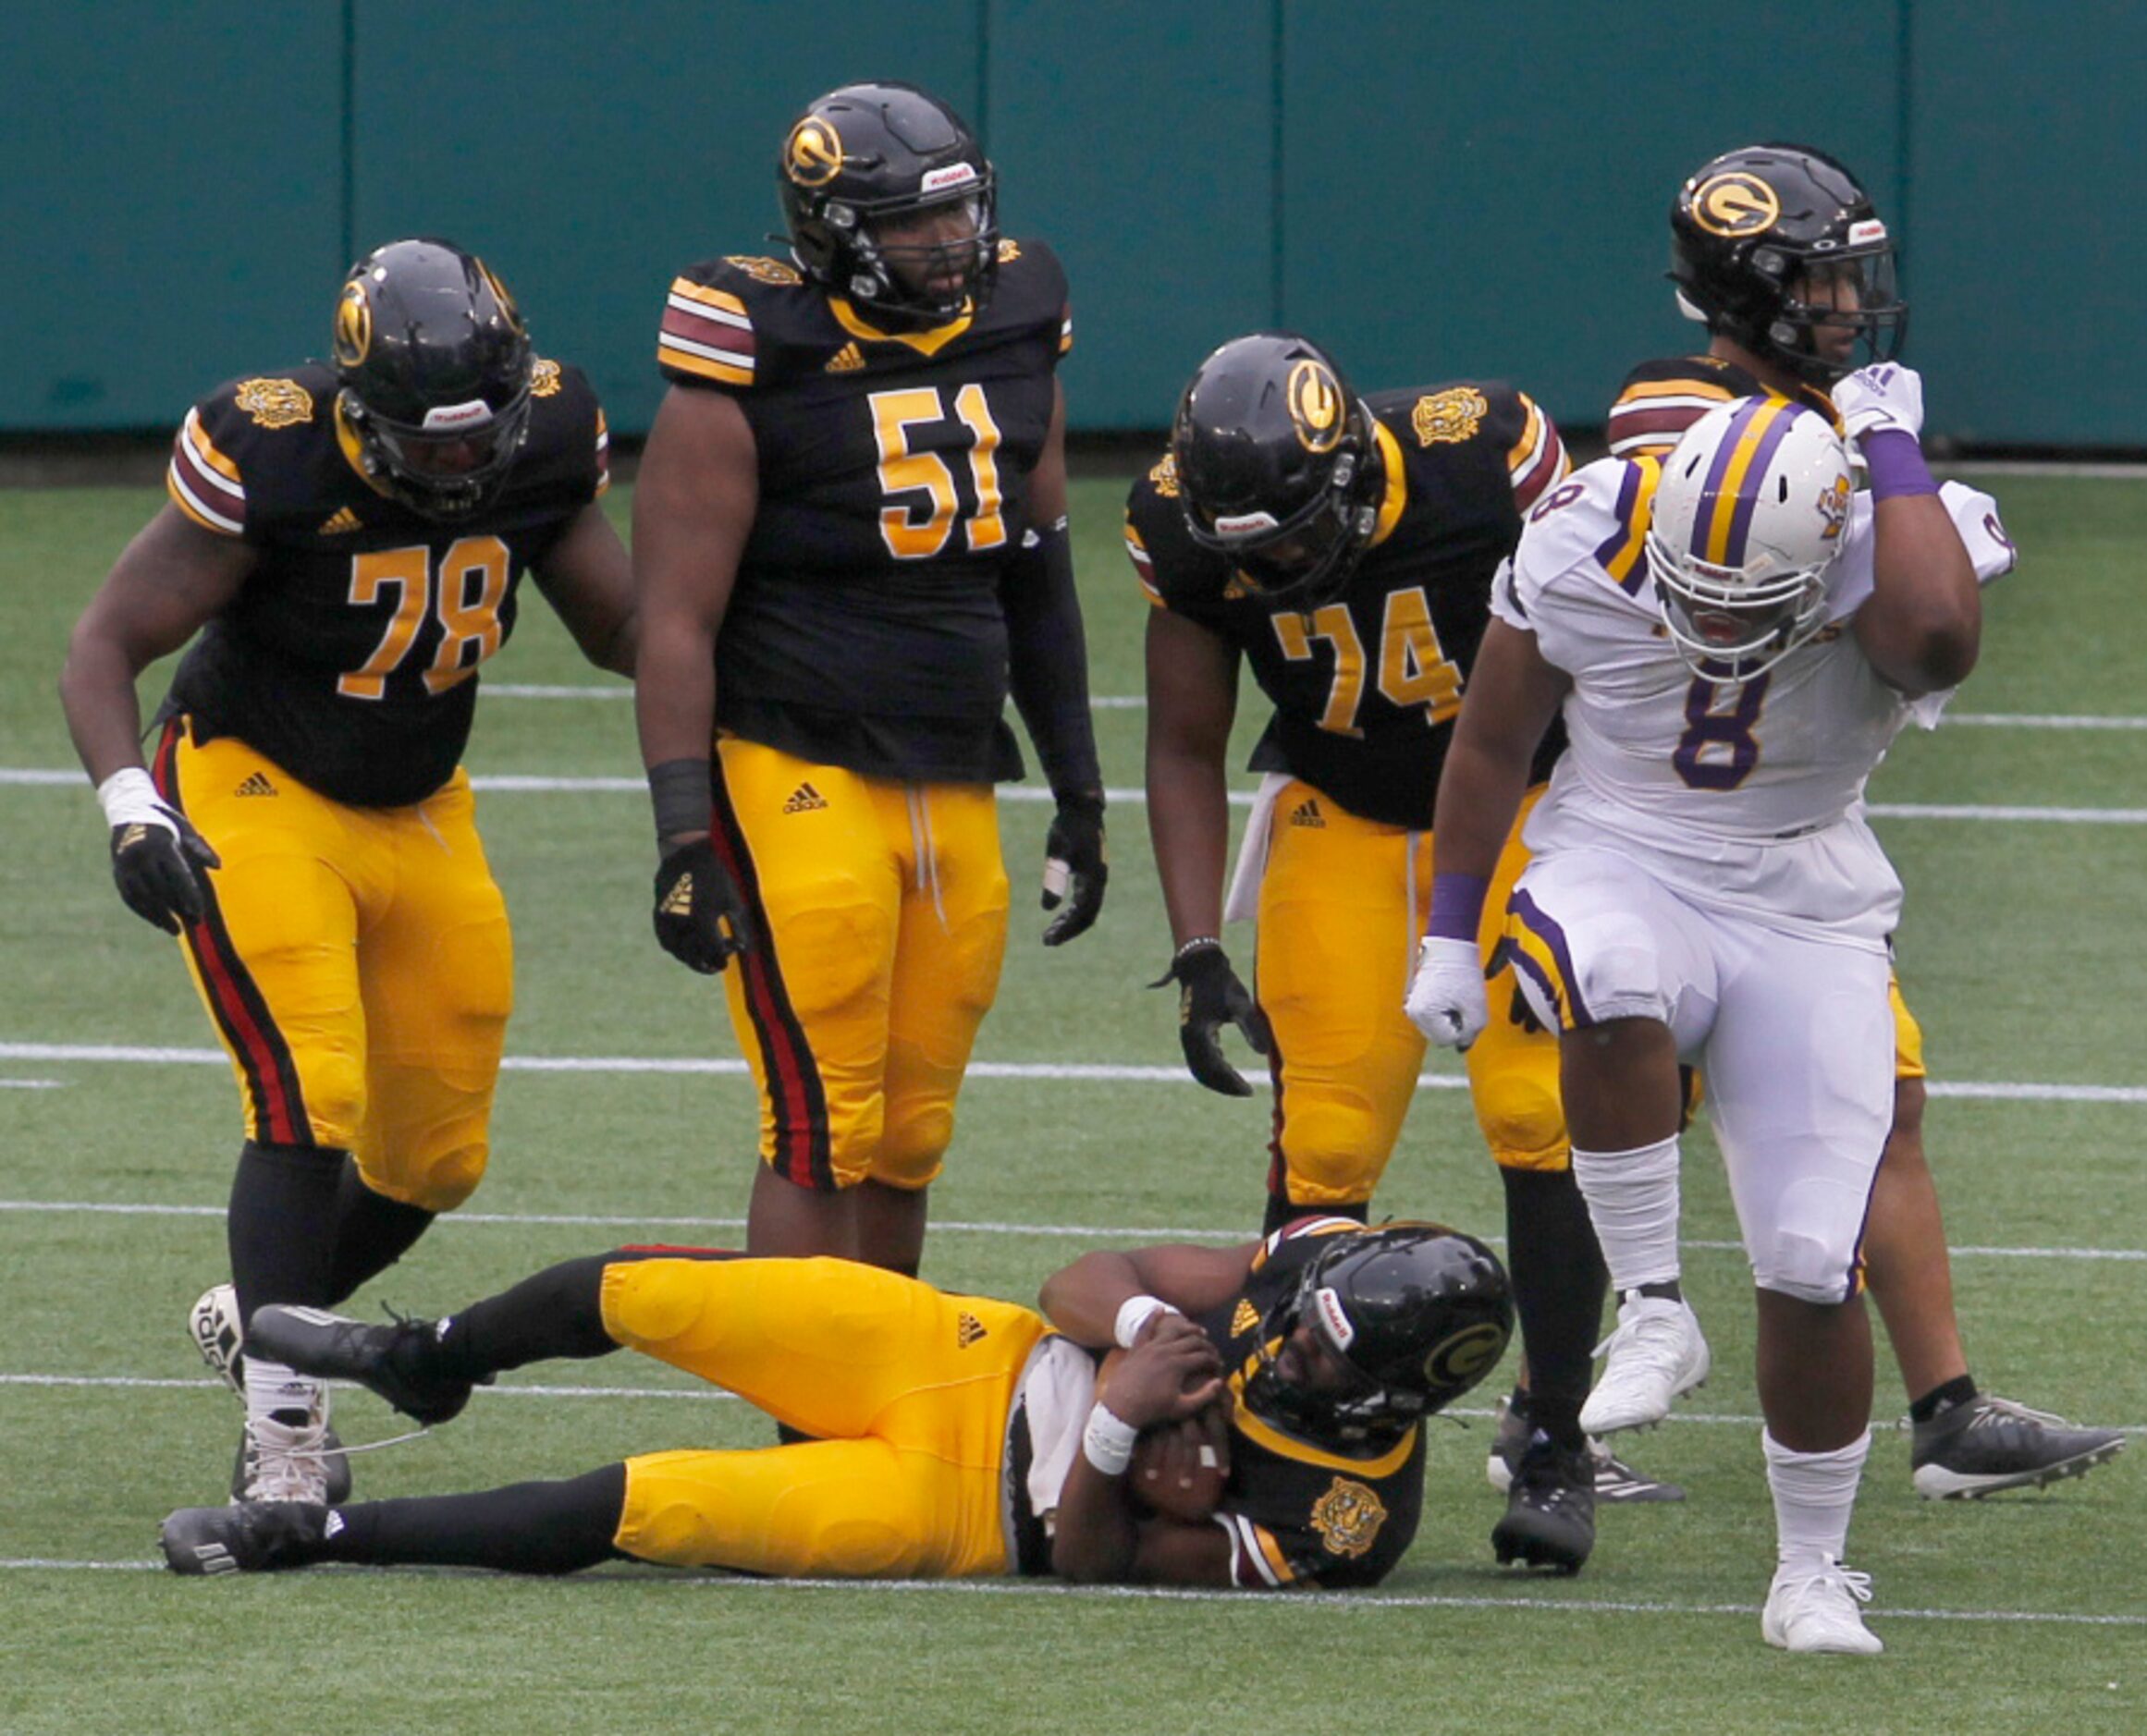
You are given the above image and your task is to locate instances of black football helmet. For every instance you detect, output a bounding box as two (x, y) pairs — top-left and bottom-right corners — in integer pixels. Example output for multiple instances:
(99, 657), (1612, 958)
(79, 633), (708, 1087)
(778, 80), (998, 322)
(1669, 143), (1907, 385)
(333, 238), (534, 520)
(1171, 333), (1382, 606)
(1245, 1222), (1514, 1452)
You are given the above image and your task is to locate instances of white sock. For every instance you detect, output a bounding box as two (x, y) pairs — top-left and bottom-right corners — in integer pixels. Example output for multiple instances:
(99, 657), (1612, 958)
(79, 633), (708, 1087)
(1571, 1134), (1682, 1291)
(244, 1356), (324, 1424)
(1763, 1427), (1871, 1571)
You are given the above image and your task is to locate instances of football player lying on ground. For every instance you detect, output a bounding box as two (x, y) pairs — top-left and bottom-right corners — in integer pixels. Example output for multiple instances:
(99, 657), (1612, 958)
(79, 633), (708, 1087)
(161, 1218), (1513, 1588)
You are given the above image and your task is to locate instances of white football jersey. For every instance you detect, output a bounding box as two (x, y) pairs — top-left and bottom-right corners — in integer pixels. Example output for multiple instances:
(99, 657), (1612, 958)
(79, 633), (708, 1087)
(1496, 459), (2015, 945)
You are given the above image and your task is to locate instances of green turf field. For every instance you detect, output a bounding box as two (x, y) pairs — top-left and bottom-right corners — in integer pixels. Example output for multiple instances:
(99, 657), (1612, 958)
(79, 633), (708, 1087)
(2, 473), (2141, 1733)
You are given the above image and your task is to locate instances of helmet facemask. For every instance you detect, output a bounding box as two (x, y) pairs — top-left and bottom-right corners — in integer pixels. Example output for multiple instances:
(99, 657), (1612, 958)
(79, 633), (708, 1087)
(1752, 241), (1907, 385)
(340, 385), (533, 520)
(1183, 436), (1379, 606)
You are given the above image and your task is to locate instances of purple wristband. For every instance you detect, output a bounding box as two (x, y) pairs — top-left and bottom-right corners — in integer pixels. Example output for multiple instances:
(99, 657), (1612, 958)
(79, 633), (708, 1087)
(1861, 429), (1939, 502)
(1428, 872), (1490, 941)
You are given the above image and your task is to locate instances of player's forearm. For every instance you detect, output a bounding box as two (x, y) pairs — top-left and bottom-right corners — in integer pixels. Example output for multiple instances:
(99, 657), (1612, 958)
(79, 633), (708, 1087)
(1429, 732), (1530, 886)
(1037, 1251), (1149, 1346)
(1145, 741), (1231, 944)
(1001, 520), (1101, 798)
(57, 635), (152, 786)
(1049, 1457), (1143, 1583)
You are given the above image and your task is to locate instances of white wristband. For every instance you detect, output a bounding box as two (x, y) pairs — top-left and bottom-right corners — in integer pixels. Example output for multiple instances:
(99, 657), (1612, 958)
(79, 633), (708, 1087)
(96, 766), (172, 832)
(1081, 1402), (1139, 1476)
(1112, 1294), (1177, 1351)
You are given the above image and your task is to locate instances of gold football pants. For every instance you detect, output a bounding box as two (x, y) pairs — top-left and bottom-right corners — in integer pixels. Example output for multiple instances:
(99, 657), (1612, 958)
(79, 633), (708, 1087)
(1258, 781), (1563, 1211)
(710, 737), (1010, 1192)
(153, 722), (511, 1211)
(607, 1256), (1045, 1577)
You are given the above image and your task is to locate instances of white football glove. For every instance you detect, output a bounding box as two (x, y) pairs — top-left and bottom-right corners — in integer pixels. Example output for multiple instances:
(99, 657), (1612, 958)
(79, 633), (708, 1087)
(1405, 936), (1489, 1051)
(1832, 363), (1926, 445)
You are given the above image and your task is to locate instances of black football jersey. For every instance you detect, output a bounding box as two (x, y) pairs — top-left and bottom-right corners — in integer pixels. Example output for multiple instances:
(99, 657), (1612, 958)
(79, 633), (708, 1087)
(1127, 383), (1568, 828)
(1605, 353), (1839, 460)
(1190, 1217), (1428, 1589)
(655, 243), (1072, 783)
(158, 360), (607, 807)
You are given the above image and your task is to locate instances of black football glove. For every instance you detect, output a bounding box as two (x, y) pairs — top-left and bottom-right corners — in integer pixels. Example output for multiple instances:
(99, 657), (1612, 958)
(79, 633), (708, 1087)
(1041, 794), (1107, 947)
(652, 836), (751, 974)
(109, 807), (221, 935)
(1155, 939), (1271, 1097)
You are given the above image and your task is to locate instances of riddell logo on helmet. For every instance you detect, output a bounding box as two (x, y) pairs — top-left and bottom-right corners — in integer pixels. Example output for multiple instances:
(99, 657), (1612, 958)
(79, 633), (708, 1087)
(1312, 1286), (1356, 1351)
(921, 163), (978, 193)
(422, 401), (494, 432)
(1213, 510), (1281, 537)
(1846, 219), (1888, 246)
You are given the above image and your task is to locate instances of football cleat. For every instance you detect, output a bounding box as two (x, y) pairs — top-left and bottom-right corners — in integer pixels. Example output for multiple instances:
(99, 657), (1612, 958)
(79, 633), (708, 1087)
(1761, 1557), (1883, 1655)
(1909, 1395), (2128, 1499)
(1491, 1431), (1596, 1574)
(1580, 1292), (1711, 1436)
(234, 1410), (339, 1505)
(247, 1304), (485, 1427)
(1486, 1395), (1687, 1503)
(190, 1285), (352, 1502)
(161, 1501), (329, 1576)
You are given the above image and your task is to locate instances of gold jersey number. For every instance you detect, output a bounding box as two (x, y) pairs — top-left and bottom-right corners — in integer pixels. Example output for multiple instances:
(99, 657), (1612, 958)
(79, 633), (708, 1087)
(868, 385), (1006, 559)
(336, 537), (509, 700)
(1270, 586), (1464, 737)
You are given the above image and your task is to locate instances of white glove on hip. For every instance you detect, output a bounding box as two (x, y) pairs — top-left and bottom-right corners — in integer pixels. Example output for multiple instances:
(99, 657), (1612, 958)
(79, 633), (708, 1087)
(1405, 935), (1489, 1050)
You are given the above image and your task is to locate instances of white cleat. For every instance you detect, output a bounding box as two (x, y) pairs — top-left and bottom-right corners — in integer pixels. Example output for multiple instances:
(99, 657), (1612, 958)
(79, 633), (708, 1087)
(1579, 1292), (1711, 1436)
(1761, 1558), (1883, 1655)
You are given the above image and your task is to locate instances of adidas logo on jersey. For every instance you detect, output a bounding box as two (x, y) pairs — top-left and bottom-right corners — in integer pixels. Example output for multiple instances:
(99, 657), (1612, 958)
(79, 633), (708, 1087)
(1231, 1299), (1260, 1338)
(956, 1312), (988, 1348)
(825, 343), (865, 373)
(782, 783), (828, 813)
(234, 772), (277, 797)
(318, 507), (363, 535)
(1289, 799), (1325, 828)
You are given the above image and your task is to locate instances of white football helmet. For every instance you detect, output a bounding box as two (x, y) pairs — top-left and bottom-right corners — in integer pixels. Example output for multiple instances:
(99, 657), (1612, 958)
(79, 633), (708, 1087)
(1645, 396), (1853, 681)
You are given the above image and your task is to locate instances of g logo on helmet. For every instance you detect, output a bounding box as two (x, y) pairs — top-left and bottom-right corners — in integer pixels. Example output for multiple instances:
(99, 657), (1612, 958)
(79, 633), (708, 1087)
(1286, 359), (1345, 454)
(1423, 1320), (1507, 1393)
(1691, 171), (1782, 238)
(334, 282), (373, 368)
(784, 116), (845, 188)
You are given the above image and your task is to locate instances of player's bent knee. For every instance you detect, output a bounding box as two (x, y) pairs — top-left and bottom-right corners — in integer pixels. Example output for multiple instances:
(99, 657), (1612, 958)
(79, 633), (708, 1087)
(1475, 1078), (1568, 1172)
(1277, 1110), (1389, 1204)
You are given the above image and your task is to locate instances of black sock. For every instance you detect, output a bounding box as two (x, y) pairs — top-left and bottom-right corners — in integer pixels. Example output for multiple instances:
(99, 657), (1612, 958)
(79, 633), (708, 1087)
(1909, 1374), (1980, 1424)
(1636, 1278), (1684, 1302)
(227, 1141), (346, 1323)
(1262, 1190), (1366, 1237)
(429, 1253), (624, 1380)
(1501, 1167), (1608, 1425)
(320, 1465), (630, 1574)
(324, 1160), (436, 1304)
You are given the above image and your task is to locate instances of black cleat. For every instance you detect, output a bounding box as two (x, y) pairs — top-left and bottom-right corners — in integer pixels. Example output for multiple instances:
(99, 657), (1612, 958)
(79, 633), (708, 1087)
(1491, 1430), (1596, 1575)
(161, 1501), (329, 1575)
(247, 1304), (485, 1427)
(1910, 1395), (2128, 1499)
(1487, 1394), (1686, 1503)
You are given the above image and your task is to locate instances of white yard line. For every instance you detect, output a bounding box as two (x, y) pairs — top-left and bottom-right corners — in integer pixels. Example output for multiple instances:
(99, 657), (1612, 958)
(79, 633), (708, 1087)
(0, 1552), (2140, 1625)
(1, 1195), (2139, 1264)
(6, 1039), (2147, 1107)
